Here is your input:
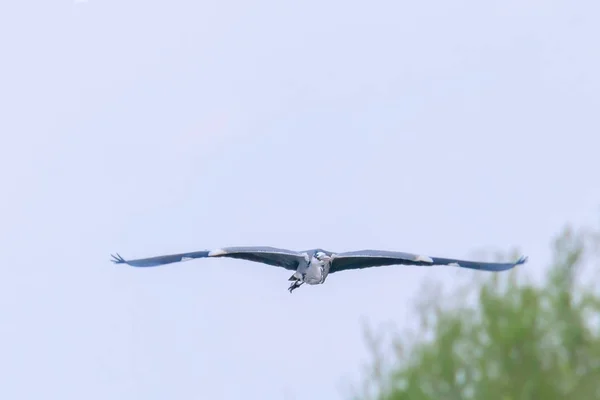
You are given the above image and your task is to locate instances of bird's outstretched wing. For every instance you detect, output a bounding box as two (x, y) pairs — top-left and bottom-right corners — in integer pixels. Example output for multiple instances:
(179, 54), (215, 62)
(329, 249), (527, 274)
(110, 251), (210, 267)
(110, 246), (307, 271)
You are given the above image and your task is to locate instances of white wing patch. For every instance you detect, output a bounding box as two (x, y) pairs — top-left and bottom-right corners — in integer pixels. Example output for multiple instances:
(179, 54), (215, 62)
(415, 255), (434, 263)
(448, 262), (461, 267)
(181, 257), (193, 262)
(208, 249), (227, 257)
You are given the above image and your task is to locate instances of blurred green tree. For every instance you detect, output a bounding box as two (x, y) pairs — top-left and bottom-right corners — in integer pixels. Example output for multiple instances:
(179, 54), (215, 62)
(354, 222), (600, 400)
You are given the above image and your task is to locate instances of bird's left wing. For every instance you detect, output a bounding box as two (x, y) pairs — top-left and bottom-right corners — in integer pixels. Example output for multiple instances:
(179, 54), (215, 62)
(329, 249), (527, 274)
(111, 246), (307, 271)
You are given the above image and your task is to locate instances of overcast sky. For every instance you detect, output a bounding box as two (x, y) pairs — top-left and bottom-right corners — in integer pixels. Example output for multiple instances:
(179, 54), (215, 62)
(1, 0), (600, 399)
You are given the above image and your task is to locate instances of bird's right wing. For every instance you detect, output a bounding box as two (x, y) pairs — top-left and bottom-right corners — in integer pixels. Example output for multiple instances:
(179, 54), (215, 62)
(110, 246), (307, 271)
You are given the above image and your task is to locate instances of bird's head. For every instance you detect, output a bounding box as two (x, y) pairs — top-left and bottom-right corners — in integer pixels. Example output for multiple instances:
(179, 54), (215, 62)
(315, 251), (332, 262)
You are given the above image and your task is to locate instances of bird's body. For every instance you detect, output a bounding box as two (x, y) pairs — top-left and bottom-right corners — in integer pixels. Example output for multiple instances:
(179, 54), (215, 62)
(111, 246), (527, 293)
(302, 255), (326, 284)
(287, 250), (333, 291)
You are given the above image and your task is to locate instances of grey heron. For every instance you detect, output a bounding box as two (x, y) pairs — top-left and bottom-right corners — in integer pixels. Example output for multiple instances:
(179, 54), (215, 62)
(110, 246), (527, 293)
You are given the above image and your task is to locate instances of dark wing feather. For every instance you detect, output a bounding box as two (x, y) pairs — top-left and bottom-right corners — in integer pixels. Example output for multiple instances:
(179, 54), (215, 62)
(429, 255), (528, 271)
(207, 246), (306, 271)
(329, 250), (434, 273)
(110, 246), (306, 271)
(329, 249), (527, 274)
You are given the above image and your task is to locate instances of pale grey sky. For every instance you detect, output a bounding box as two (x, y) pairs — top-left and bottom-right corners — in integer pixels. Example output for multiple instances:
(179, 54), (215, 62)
(1, 0), (600, 399)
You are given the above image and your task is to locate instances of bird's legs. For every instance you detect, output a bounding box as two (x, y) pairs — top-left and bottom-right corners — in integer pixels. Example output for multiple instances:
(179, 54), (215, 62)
(288, 279), (304, 293)
(287, 271), (306, 293)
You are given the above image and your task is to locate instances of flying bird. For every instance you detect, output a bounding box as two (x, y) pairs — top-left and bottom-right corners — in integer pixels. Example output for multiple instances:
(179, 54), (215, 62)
(110, 246), (527, 293)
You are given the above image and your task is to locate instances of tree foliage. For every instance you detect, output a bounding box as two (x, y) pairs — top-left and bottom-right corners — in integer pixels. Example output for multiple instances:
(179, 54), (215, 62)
(356, 222), (600, 400)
